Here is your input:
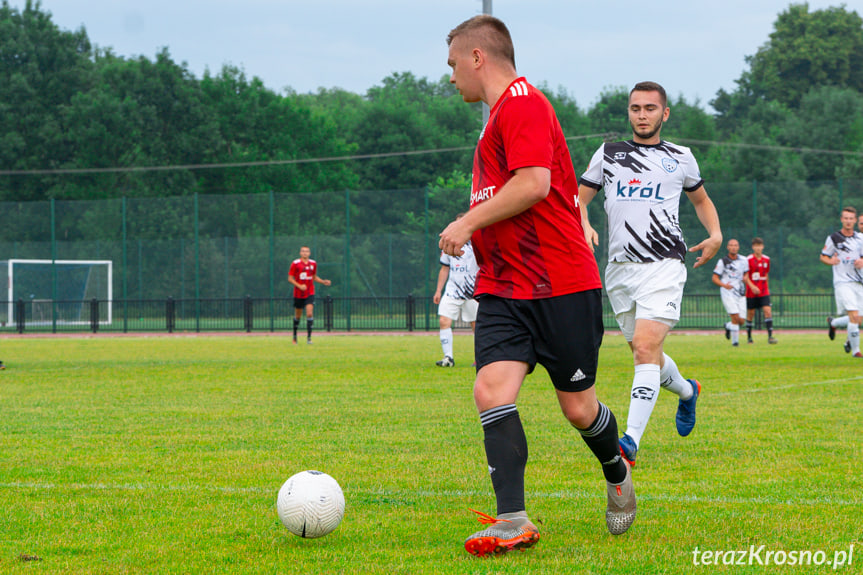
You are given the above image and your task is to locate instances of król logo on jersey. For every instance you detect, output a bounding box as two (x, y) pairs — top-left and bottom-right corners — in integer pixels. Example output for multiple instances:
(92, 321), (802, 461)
(631, 386), (656, 401)
(616, 179), (665, 200)
(661, 157), (679, 173)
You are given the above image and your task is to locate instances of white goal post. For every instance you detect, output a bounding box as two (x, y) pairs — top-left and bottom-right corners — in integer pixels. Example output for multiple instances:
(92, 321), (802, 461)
(4, 259), (113, 325)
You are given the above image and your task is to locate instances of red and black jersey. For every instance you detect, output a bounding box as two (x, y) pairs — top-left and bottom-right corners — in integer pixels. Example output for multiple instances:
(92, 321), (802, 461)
(469, 77), (601, 299)
(746, 254), (770, 298)
(289, 258), (318, 298)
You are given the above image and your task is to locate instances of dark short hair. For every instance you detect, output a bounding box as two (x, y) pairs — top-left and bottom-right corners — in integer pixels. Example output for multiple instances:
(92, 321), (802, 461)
(447, 15), (516, 69)
(842, 206), (857, 217)
(630, 81), (667, 108)
(751, 237), (764, 246)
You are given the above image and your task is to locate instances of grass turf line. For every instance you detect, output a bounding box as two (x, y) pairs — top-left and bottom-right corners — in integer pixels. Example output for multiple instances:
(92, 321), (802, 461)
(0, 333), (859, 574)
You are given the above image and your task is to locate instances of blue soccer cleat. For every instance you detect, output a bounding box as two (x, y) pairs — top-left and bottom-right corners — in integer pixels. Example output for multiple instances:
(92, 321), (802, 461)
(676, 379), (701, 437)
(618, 433), (638, 467)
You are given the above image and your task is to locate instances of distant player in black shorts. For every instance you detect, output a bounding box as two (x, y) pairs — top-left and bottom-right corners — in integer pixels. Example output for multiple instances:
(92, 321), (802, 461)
(440, 15), (634, 557)
(288, 246), (331, 344)
(744, 237), (776, 344)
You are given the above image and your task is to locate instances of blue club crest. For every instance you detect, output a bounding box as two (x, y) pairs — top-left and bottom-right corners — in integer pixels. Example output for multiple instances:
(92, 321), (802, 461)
(661, 157), (678, 173)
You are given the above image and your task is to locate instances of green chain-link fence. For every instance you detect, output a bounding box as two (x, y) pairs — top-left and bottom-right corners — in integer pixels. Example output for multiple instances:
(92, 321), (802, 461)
(0, 178), (860, 332)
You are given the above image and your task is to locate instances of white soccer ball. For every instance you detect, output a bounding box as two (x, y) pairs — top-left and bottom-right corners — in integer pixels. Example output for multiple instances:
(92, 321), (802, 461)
(277, 470), (345, 538)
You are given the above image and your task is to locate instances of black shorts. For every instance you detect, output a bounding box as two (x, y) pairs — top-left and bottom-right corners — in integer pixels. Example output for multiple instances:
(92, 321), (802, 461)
(293, 295), (315, 309)
(746, 295), (771, 310)
(474, 289), (604, 392)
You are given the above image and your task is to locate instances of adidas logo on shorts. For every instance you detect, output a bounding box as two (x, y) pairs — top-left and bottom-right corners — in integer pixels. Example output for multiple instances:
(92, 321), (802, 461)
(570, 369), (586, 382)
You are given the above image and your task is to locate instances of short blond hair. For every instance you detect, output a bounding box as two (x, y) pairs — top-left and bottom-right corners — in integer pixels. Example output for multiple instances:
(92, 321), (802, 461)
(447, 15), (515, 69)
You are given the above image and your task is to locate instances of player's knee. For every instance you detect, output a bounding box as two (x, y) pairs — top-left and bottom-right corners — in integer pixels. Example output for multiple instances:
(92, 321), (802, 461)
(472, 381), (495, 411)
(630, 339), (661, 365)
(473, 377), (518, 412)
(561, 400), (597, 429)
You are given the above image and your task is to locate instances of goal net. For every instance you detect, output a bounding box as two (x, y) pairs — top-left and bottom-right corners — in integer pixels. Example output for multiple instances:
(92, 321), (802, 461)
(2, 259), (113, 325)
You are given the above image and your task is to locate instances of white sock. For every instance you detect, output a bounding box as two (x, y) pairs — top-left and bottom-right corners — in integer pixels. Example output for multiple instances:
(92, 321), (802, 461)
(832, 316), (850, 329)
(849, 323), (860, 355)
(730, 324), (740, 345)
(440, 328), (453, 358)
(660, 353), (693, 399)
(625, 364), (661, 446)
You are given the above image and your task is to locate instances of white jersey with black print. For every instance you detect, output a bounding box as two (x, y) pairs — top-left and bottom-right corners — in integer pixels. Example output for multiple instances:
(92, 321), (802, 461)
(713, 254), (748, 296)
(581, 140), (704, 264)
(440, 241), (478, 300)
(822, 230), (863, 286)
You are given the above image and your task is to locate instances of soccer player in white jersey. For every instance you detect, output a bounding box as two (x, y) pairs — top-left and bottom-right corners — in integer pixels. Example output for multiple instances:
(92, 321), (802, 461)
(712, 239), (749, 346)
(578, 81), (722, 467)
(822, 207), (863, 357)
(433, 217), (479, 367)
(836, 212), (863, 353)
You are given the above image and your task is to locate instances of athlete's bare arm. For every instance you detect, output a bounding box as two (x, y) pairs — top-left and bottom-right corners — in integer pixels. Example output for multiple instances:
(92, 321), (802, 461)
(687, 186), (723, 268)
(820, 253), (839, 266)
(287, 274), (306, 291)
(433, 265), (449, 305)
(577, 184), (600, 253)
(439, 166), (550, 257)
(712, 273), (730, 290)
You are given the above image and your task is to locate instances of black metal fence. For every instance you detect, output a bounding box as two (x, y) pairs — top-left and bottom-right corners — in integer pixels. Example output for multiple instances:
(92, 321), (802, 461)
(0, 293), (838, 334)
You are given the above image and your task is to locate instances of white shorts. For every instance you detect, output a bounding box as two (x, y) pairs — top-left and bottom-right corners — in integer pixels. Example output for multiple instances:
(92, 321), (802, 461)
(438, 295), (478, 322)
(605, 259), (687, 341)
(835, 282), (863, 316)
(720, 288), (747, 317)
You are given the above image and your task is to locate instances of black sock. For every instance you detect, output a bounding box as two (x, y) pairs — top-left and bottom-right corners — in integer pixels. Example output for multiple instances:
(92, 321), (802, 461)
(766, 318), (773, 336)
(293, 318), (299, 338)
(307, 317), (314, 338)
(480, 405), (526, 516)
(577, 402), (626, 484)
(746, 321), (753, 338)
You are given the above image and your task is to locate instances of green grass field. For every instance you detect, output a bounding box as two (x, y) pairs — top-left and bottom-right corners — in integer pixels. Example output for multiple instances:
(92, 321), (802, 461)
(0, 332), (859, 574)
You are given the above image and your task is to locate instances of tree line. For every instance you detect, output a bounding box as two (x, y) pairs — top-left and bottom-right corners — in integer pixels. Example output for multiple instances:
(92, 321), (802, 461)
(0, 1), (862, 293)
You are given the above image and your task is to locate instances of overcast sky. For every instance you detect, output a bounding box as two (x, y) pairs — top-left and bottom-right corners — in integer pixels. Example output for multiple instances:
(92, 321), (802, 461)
(41, 0), (861, 111)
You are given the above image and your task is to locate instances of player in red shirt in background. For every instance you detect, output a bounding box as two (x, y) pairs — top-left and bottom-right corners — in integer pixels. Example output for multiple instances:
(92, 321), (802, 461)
(288, 246), (331, 344)
(744, 237), (776, 344)
(440, 14), (634, 557)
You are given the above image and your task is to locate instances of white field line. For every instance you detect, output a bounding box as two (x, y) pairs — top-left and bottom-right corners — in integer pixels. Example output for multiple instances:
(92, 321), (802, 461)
(0, 482), (857, 507)
(2, 376), (859, 508)
(711, 374), (863, 396)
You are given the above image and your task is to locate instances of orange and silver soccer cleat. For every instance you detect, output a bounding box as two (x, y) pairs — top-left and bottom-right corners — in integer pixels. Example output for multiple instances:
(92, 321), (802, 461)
(464, 509), (539, 557)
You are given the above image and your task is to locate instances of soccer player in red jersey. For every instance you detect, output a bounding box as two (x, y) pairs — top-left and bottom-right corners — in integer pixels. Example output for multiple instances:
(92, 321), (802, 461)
(440, 15), (635, 556)
(744, 237), (776, 344)
(287, 246), (331, 344)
